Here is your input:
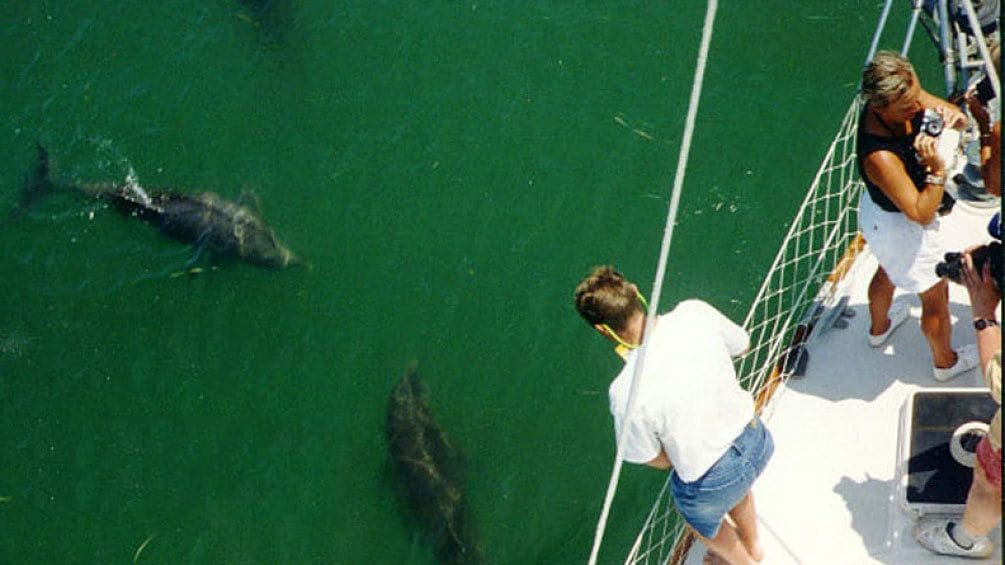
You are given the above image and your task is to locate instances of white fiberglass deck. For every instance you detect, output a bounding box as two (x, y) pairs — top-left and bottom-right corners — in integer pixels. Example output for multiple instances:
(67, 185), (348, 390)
(685, 202), (1001, 564)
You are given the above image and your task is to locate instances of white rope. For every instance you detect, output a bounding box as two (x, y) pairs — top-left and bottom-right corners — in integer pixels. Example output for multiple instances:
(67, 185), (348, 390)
(586, 1), (719, 563)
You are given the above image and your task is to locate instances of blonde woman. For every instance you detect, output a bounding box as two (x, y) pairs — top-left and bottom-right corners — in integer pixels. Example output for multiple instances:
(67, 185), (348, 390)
(856, 51), (977, 381)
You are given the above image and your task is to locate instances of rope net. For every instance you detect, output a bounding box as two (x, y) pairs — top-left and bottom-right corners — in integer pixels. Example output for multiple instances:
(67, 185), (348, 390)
(624, 98), (867, 565)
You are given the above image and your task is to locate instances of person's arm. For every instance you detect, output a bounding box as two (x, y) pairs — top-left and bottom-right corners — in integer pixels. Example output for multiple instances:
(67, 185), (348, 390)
(986, 352), (1002, 407)
(974, 317), (1000, 375)
(719, 311), (751, 358)
(862, 140), (946, 225)
(962, 252), (1002, 373)
(684, 299), (750, 357)
(645, 449), (673, 470)
(965, 89), (1001, 196)
(614, 411), (665, 468)
(981, 122), (1001, 197)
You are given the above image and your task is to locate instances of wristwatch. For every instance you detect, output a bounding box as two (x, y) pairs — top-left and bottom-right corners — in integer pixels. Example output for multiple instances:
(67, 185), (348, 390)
(974, 319), (999, 331)
(925, 173), (946, 186)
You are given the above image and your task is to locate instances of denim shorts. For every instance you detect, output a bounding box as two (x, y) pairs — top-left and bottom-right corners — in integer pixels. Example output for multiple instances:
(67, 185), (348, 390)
(668, 418), (774, 539)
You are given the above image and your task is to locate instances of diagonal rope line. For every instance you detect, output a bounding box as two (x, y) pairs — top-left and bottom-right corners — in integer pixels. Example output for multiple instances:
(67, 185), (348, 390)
(586, 1), (719, 563)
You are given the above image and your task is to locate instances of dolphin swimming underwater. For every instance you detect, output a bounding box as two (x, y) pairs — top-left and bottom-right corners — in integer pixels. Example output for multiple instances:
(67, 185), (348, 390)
(21, 145), (302, 269)
(386, 366), (484, 564)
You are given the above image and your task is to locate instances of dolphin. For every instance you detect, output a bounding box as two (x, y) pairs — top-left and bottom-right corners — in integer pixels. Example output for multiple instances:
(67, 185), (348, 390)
(20, 145), (303, 269)
(386, 366), (484, 565)
(236, 0), (291, 33)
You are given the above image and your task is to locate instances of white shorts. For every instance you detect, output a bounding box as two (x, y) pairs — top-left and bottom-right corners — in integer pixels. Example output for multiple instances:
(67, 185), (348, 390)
(858, 190), (945, 293)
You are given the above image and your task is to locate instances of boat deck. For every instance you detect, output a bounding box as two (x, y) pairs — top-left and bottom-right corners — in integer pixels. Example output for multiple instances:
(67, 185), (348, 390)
(685, 202), (1001, 564)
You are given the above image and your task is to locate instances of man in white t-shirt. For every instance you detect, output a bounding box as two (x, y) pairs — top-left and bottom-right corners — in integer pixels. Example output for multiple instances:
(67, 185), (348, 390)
(575, 266), (773, 565)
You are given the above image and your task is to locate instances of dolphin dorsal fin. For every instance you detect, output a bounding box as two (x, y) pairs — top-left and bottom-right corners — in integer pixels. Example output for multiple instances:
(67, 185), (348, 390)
(238, 189), (264, 217)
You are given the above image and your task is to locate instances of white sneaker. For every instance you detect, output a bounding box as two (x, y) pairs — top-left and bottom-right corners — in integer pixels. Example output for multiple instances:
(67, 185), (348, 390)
(934, 344), (980, 382)
(869, 303), (910, 347)
(914, 515), (993, 558)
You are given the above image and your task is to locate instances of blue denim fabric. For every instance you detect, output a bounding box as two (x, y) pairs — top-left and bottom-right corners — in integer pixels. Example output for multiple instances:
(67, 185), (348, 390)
(668, 418), (774, 539)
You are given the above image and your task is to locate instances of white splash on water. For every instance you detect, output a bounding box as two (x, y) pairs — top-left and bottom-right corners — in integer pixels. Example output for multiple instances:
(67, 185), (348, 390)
(124, 167), (153, 207)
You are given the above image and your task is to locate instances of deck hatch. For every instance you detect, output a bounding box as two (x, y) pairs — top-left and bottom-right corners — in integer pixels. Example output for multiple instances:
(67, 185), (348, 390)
(906, 390), (997, 505)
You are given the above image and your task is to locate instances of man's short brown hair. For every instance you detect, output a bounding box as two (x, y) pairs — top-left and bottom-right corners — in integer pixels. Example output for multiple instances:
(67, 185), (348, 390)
(574, 266), (643, 333)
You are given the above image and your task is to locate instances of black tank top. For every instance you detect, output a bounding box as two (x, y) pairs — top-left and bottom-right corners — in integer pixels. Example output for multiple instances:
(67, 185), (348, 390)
(856, 110), (927, 213)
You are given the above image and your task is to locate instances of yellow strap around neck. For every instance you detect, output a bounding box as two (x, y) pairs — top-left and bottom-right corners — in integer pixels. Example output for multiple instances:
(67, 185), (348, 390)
(606, 291), (649, 361)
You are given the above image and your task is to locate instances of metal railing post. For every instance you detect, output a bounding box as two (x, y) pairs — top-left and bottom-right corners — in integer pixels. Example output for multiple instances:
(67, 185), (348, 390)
(960, 0), (1001, 101)
(901, 0), (924, 56)
(864, 0), (896, 71)
(936, 0), (958, 95)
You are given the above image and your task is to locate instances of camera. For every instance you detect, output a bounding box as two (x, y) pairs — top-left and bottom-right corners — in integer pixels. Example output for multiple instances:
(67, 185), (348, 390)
(937, 191), (956, 216)
(920, 108), (945, 137)
(935, 241), (1003, 289)
(976, 75), (995, 104)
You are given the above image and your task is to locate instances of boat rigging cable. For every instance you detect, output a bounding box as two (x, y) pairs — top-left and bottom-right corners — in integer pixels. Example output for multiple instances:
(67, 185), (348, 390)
(585, 1), (719, 563)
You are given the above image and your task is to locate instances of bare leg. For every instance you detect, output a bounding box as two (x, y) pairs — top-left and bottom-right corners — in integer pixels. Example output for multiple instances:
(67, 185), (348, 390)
(960, 461), (1002, 538)
(918, 280), (957, 368)
(728, 492), (763, 562)
(695, 521), (756, 565)
(868, 267), (896, 336)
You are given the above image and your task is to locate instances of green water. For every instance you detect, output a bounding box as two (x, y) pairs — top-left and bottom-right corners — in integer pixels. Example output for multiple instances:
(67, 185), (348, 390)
(0, 2), (926, 563)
